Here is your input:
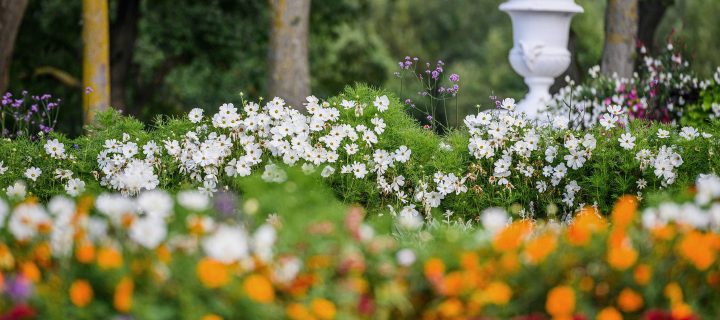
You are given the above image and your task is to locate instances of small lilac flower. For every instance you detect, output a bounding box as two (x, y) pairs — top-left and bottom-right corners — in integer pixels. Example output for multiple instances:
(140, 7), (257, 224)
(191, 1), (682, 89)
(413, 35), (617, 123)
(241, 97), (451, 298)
(449, 73), (459, 82)
(213, 191), (238, 219)
(6, 275), (33, 301)
(85, 87), (93, 94)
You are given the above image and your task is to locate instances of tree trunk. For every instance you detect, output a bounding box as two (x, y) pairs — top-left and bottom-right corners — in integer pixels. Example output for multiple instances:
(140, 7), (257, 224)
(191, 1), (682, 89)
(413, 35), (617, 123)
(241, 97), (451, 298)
(267, 0), (311, 111)
(637, 0), (673, 54)
(82, 0), (111, 123)
(601, 0), (638, 78)
(110, 0), (140, 111)
(0, 0), (28, 94)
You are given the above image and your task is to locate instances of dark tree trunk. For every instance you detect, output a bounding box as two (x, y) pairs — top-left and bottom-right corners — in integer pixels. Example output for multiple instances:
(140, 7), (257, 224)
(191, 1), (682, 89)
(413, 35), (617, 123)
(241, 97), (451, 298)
(0, 0), (28, 93)
(601, 0), (638, 78)
(110, 0), (140, 110)
(267, 0), (311, 111)
(637, 0), (673, 54)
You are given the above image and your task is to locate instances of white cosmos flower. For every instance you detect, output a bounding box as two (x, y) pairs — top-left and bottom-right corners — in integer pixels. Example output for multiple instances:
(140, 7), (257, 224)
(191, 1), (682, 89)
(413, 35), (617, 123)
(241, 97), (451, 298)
(65, 178), (86, 196)
(24, 167), (41, 181)
(500, 98), (515, 111)
(9, 202), (50, 241)
(137, 190), (173, 219)
(679, 126), (699, 140)
(480, 207), (508, 235)
(189, 108), (204, 123)
(202, 224), (249, 264)
(177, 190), (210, 211)
(373, 95), (390, 112)
(320, 165), (335, 177)
(6, 181), (27, 199)
(396, 248), (416, 267)
(618, 133), (636, 150)
(44, 139), (66, 159)
(607, 104), (623, 115)
(599, 113), (618, 130)
(657, 129), (670, 139)
(0, 161), (7, 175)
(129, 216), (167, 249)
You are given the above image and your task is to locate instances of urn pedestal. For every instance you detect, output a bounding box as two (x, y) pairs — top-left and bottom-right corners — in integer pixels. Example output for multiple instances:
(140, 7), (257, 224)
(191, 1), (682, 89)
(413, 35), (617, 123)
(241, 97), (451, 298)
(499, 0), (583, 118)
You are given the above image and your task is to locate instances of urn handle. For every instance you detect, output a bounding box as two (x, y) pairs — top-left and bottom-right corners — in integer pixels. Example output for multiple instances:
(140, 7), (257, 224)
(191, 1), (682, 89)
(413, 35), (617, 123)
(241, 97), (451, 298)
(518, 41), (544, 72)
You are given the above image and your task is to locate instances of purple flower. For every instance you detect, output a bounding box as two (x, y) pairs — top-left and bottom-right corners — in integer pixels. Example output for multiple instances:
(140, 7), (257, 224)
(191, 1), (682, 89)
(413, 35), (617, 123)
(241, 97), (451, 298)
(85, 87), (93, 94)
(213, 191), (238, 218)
(449, 73), (459, 82)
(6, 275), (33, 301)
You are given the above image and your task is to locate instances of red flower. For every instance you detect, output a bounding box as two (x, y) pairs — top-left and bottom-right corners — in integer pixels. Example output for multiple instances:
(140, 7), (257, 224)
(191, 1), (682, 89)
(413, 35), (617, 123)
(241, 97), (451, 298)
(1, 304), (36, 320)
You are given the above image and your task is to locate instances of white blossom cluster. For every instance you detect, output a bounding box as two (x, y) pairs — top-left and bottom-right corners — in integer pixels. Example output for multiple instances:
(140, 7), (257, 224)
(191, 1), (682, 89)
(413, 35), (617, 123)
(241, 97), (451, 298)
(465, 105), (594, 208)
(97, 133), (160, 195)
(642, 173), (720, 230)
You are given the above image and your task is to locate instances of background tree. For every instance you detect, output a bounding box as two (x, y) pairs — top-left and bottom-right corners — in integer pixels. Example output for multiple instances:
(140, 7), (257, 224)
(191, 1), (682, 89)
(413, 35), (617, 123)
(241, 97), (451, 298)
(0, 0), (28, 94)
(601, 0), (638, 78)
(82, 0), (111, 123)
(637, 0), (674, 54)
(110, 0), (140, 110)
(267, 0), (311, 110)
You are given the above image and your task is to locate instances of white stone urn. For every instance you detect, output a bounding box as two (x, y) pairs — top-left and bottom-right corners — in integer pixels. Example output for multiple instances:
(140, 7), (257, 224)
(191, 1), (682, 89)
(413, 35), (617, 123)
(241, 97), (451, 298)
(500, 0), (583, 118)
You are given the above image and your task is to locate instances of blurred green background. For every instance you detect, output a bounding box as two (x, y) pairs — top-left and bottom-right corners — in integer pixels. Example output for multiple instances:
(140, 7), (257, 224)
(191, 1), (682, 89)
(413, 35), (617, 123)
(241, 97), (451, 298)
(7, 0), (720, 136)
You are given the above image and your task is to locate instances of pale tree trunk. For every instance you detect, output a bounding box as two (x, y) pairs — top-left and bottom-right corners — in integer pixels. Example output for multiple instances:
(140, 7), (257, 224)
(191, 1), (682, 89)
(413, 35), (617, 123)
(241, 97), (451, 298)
(601, 0), (638, 78)
(82, 0), (111, 123)
(267, 0), (311, 111)
(0, 0), (28, 94)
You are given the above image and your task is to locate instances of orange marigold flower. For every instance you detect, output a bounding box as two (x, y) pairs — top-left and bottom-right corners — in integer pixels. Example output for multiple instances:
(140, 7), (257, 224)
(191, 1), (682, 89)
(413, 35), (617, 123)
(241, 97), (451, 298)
(524, 232), (557, 264)
(33, 242), (52, 266)
(567, 207), (607, 246)
(671, 302), (693, 319)
(499, 252), (520, 273)
(611, 195), (638, 228)
(243, 274), (275, 303)
(546, 285), (575, 318)
(607, 244), (638, 270)
(484, 281), (512, 305)
(677, 231), (716, 270)
(441, 271), (464, 296)
(155, 244), (172, 264)
(633, 264), (652, 286)
(437, 298), (463, 318)
(97, 246), (123, 270)
(75, 242), (95, 264)
(20, 261), (40, 283)
(492, 220), (532, 252)
(597, 307), (622, 320)
(201, 314), (223, 320)
(196, 258), (230, 289)
(114, 276), (133, 313)
(0, 244), (14, 269)
(424, 258), (445, 281)
(286, 303), (312, 320)
(69, 279), (93, 308)
(618, 288), (643, 312)
(311, 298), (337, 320)
(460, 251), (479, 271)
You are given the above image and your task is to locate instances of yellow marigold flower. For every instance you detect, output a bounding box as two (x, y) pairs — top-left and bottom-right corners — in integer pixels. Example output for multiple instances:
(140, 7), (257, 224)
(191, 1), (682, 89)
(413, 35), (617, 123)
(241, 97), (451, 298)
(286, 302), (312, 320)
(484, 281), (512, 305)
(75, 242), (95, 264)
(243, 274), (275, 303)
(0, 244), (14, 269)
(97, 246), (123, 270)
(114, 276), (133, 313)
(311, 298), (337, 320)
(611, 195), (638, 228)
(201, 314), (223, 320)
(607, 244), (637, 270)
(567, 207), (607, 246)
(664, 282), (683, 304)
(196, 258), (230, 289)
(597, 307), (622, 320)
(618, 288), (643, 312)
(524, 232), (557, 264)
(633, 264), (652, 286)
(156, 244), (172, 264)
(492, 220), (532, 251)
(546, 285), (575, 318)
(424, 258), (445, 281)
(69, 279), (93, 308)
(20, 261), (40, 283)
(677, 231), (716, 270)
(437, 298), (463, 318)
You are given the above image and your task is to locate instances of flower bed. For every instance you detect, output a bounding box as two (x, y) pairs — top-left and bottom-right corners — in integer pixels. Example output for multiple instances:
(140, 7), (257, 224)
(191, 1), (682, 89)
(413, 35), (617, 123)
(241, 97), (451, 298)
(0, 168), (719, 319)
(1, 85), (719, 222)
